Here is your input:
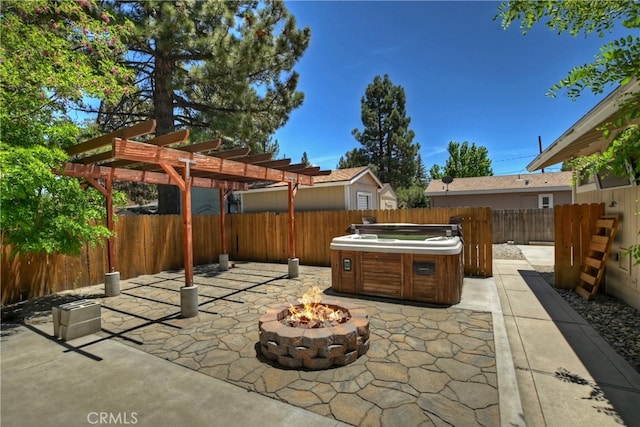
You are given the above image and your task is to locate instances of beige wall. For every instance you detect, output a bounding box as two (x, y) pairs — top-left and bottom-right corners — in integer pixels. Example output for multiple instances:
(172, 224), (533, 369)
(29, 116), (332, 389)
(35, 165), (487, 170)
(575, 185), (640, 309)
(380, 194), (397, 209)
(430, 191), (572, 209)
(241, 174), (384, 213)
(241, 185), (348, 213)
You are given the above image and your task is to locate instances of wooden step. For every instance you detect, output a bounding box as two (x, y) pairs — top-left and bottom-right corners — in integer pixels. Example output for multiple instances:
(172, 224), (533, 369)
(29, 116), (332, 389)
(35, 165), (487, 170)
(595, 218), (616, 229)
(575, 286), (593, 300)
(589, 241), (607, 253)
(584, 257), (602, 269)
(592, 235), (609, 245)
(580, 271), (597, 286)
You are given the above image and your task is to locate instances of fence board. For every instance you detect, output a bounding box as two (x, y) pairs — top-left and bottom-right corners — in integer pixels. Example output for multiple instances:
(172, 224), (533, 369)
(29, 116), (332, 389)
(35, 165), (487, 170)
(554, 203), (605, 289)
(2, 207), (493, 304)
(493, 208), (554, 244)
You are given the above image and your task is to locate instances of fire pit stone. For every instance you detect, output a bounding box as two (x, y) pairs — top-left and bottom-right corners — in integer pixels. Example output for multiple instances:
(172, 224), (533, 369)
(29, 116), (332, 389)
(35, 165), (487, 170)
(258, 297), (370, 370)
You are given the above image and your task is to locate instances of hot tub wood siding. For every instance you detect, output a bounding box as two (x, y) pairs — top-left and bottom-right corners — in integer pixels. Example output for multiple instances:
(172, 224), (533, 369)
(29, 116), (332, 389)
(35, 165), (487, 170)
(362, 252), (402, 298)
(331, 250), (463, 305)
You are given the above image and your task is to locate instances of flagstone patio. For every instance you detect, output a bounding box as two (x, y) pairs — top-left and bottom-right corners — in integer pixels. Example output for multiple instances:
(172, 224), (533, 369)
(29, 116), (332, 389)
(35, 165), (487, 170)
(69, 262), (499, 426)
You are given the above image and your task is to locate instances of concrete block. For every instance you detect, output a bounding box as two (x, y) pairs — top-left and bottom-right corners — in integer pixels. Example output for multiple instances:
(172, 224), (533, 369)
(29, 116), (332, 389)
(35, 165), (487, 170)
(288, 258), (299, 278)
(219, 253), (229, 271)
(105, 271), (120, 297)
(59, 300), (101, 326)
(59, 317), (102, 341)
(52, 307), (61, 338)
(180, 285), (199, 318)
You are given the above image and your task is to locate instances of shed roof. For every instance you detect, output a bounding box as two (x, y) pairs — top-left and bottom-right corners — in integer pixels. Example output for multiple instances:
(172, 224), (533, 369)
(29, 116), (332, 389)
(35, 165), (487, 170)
(424, 172), (572, 196)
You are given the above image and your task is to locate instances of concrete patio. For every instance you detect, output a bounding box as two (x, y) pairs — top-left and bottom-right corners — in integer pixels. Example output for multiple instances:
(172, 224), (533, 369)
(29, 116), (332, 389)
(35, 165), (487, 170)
(2, 249), (640, 426)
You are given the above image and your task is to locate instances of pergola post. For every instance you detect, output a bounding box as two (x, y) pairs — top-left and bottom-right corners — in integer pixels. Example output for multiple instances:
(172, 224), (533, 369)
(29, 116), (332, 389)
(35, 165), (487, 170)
(218, 187), (229, 271)
(179, 159), (198, 318)
(82, 175), (120, 296)
(288, 180), (299, 278)
(104, 174), (120, 296)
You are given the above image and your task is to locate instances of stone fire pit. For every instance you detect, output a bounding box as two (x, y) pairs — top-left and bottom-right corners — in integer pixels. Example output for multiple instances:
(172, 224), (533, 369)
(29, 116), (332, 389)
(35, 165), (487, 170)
(258, 298), (370, 369)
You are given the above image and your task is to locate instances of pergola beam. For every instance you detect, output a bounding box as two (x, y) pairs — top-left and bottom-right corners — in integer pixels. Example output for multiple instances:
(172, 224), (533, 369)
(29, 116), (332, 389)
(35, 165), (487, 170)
(113, 138), (315, 186)
(62, 163), (248, 191)
(67, 119), (156, 155)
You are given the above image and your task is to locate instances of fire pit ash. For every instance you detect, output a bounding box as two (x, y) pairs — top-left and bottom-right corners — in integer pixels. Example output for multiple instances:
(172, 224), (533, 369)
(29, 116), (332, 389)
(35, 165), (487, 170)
(258, 287), (370, 370)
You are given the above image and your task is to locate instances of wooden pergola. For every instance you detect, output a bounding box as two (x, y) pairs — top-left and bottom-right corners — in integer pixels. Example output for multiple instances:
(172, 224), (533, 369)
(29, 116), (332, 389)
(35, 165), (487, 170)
(60, 120), (329, 315)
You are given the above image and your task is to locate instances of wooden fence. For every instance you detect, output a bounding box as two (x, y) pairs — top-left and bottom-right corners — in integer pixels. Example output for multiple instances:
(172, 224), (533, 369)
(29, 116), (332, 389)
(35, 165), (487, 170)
(554, 203), (606, 289)
(1, 207), (492, 304)
(492, 208), (555, 244)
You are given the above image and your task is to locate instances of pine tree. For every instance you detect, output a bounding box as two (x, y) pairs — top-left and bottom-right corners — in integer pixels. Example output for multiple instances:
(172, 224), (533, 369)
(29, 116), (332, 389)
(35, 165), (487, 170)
(337, 148), (369, 170)
(348, 74), (421, 189)
(301, 151), (311, 167)
(100, 1), (310, 212)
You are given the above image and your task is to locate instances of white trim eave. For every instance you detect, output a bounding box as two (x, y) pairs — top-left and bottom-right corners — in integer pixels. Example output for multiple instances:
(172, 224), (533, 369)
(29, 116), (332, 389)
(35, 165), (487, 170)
(350, 168), (384, 188)
(527, 79), (639, 172)
(425, 186), (571, 197)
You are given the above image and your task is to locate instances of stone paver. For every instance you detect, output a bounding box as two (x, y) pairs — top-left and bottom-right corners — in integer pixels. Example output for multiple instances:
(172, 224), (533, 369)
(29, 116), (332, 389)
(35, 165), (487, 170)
(63, 263), (499, 427)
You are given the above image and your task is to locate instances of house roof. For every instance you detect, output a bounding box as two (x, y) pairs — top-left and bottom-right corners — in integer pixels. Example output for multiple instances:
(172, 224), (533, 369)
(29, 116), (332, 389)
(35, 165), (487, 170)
(527, 79), (639, 171)
(241, 166), (384, 192)
(424, 172), (572, 196)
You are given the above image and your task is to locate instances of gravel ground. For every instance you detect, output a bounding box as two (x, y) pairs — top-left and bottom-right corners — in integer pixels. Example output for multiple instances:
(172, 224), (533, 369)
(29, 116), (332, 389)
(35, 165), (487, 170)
(493, 243), (640, 374)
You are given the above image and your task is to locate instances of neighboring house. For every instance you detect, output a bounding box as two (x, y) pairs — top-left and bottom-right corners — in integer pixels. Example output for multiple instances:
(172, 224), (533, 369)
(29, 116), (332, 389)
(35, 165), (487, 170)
(528, 79), (640, 309)
(379, 183), (398, 210)
(239, 166), (388, 213)
(424, 172), (573, 209)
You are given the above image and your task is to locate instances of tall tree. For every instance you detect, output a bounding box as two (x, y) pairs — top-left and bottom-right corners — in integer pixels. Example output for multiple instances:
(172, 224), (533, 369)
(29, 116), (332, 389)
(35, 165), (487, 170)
(300, 151), (311, 167)
(429, 141), (493, 179)
(0, 0), (132, 257)
(99, 1), (311, 213)
(497, 0), (639, 263)
(348, 74), (421, 189)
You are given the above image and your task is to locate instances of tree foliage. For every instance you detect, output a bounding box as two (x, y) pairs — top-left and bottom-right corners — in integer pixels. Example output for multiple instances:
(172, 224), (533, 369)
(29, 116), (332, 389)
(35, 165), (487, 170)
(347, 74), (421, 190)
(429, 141), (493, 180)
(0, 0), (132, 257)
(0, 144), (127, 257)
(97, 0), (310, 212)
(100, 0), (310, 145)
(497, 0), (640, 264)
(1, 0), (133, 136)
(396, 185), (429, 209)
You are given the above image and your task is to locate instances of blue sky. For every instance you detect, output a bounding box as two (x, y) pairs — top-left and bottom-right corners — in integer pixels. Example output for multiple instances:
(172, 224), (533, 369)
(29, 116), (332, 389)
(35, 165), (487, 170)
(273, 1), (627, 176)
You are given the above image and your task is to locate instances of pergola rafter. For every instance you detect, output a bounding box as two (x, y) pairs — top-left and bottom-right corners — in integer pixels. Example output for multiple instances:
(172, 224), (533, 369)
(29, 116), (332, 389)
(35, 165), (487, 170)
(60, 120), (330, 317)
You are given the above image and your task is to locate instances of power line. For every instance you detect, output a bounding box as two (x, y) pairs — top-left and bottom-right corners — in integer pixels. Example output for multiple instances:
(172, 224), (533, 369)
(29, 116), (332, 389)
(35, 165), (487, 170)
(493, 154), (538, 162)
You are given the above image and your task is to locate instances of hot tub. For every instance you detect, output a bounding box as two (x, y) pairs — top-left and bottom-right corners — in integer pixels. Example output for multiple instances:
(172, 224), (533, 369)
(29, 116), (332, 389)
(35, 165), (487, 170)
(330, 223), (464, 305)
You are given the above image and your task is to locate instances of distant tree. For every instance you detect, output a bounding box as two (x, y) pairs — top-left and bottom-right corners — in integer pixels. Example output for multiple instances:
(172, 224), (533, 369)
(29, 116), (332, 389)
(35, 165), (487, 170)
(429, 141), (493, 179)
(415, 153), (429, 186)
(347, 74), (421, 189)
(98, 1), (311, 213)
(396, 186), (429, 209)
(0, 0), (132, 258)
(301, 151), (311, 167)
